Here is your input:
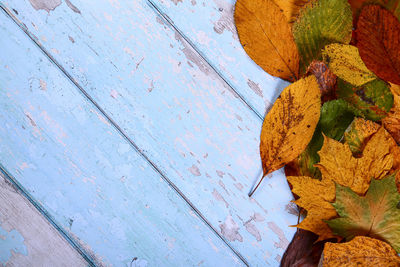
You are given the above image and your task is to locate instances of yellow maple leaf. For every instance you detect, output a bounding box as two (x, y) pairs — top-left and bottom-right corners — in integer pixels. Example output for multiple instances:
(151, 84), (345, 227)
(323, 236), (400, 267)
(316, 127), (393, 195)
(288, 126), (394, 239)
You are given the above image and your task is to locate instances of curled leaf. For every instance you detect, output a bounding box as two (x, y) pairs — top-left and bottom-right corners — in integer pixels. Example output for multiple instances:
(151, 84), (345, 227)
(306, 60), (337, 103)
(322, 44), (376, 86)
(356, 5), (400, 85)
(260, 76), (321, 176)
(234, 0), (299, 81)
(293, 0), (353, 72)
(327, 175), (400, 252)
(323, 236), (400, 267)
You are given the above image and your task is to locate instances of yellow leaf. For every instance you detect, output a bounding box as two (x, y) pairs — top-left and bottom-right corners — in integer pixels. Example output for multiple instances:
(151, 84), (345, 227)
(316, 127), (393, 195)
(287, 176), (337, 240)
(273, 0), (310, 23)
(383, 83), (400, 145)
(260, 76), (321, 176)
(289, 127), (395, 239)
(234, 0), (299, 81)
(322, 44), (376, 86)
(323, 236), (400, 267)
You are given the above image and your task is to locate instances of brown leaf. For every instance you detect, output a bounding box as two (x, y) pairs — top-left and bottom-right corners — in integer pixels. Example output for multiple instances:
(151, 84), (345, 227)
(234, 0), (299, 81)
(306, 60), (337, 103)
(323, 236), (400, 267)
(281, 229), (328, 267)
(356, 5), (400, 85)
(260, 76), (321, 176)
(273, 0), (310, 23)
(383, 83), (400, 144)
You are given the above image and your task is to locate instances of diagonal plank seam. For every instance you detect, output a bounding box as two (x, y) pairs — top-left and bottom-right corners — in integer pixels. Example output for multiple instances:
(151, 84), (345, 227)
(0, 4), (250, 266)
(0, 165), (97, 267)
(146, 0), (265, 120)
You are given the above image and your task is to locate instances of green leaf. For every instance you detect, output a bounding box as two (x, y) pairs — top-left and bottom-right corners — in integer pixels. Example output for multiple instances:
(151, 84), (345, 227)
(344, 118), (380, 156)
(327, 174), (400, 253)
(293, 0), (353, 73)
(320, 99), (355, 140)
(337, 78), (394, 121)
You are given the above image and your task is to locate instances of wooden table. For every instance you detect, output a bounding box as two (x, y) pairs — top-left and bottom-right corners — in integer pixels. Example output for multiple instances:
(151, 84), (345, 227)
(0, 0), (297, 266)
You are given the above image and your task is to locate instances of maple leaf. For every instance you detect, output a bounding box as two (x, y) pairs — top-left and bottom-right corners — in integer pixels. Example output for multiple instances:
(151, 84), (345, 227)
(383, 84), (400, 144)
(255, 76), (321, 196)
(234, 0), (299, 81)
(327, 174), (400, 252)
(323, 236), (400, 266)
(293, 0), (353, 73)
(344, 117), (380, 155)
(288, 127), (394, 239)
(316, 127), (393, 195)
(356, 5), (400, 85)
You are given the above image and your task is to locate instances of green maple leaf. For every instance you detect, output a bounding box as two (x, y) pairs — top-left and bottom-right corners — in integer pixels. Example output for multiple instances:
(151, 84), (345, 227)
(327, 174), (400, 252)
(293, 0), (353, 73)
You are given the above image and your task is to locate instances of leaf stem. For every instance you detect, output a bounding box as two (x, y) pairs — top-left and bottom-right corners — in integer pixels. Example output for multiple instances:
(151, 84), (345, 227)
(248, 173), (266, 197)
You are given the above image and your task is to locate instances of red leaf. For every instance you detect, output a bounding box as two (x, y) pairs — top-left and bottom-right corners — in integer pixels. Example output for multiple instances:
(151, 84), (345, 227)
(356, 5), (400, 85)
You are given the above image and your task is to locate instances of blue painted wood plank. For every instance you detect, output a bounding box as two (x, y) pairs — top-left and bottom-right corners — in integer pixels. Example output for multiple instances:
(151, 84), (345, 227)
(1, 0), (298, 265)
(0, 12), (244, 266)
(150, 0), (291, 117)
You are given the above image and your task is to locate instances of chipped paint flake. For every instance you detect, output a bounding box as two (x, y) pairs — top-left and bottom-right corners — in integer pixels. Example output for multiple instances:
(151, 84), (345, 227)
(29, 0), (61, 12)
(247, 79), (263, 98)
(65, 0), (81, 14)
(219, 215), (243, 242)
(188, 165), (201, 176)
(212, 189), (228, 208)
(267, 222), (289, 249)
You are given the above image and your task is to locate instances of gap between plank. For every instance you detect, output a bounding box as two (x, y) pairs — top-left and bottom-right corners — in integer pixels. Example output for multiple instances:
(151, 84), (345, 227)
(0, 4), (250, 266)
(0, 165), (97, 267)
(146, 0), (264, 121)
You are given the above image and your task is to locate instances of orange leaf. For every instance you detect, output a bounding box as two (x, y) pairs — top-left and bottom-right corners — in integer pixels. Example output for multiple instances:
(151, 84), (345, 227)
(383, 84), (400, 144)
(234, 0), (299, 81)
(356, 5), (400, 85)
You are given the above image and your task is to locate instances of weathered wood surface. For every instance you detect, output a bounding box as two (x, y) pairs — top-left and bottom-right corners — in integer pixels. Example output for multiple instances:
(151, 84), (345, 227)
(0, 171), (88, 267)
(0, 12), (244, 266)
(0, 0), (298, 265)
(151, 0), (291, 117)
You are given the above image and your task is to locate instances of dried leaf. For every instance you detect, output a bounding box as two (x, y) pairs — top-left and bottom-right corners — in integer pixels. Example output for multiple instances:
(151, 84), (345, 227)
(287, 176), (337, 240)
(281, 229), (327, 267)
(336, 78), (393, 121)
(348, 0), (400, 21)
(293, 0), (353, 73)
(234, 0), (299, 81)
(322, 44), (376, 86)
(260, 75), (321, 176)
(289, 128), (395, 239)
(273, 0), (310, 23)
(316, 127), (393, 195)
(306, 60), (337, 103)
(319, 100), (355, 140)
(323, 236), (400, 267)
(356, 5), (400, 85)
(327, 174), (400, 252)
(344, 117), (400, 178)
(344, 117), (380, 155)
(383, 84), (400, 144)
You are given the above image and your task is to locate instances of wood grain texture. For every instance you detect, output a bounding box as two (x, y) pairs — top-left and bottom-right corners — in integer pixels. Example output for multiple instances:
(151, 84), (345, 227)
(0, 0), (298, 265)
(151, 0), (290, 117)
(0, 13), (244, 266)
(0, 172), (88, 267)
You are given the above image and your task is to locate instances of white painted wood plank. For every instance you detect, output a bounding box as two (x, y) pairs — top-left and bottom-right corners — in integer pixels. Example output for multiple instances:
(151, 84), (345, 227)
(151, 0), (291, 117)
(0, 11), (245, 266)
(1, 1), (298, 265)
(0, 171), (88, 267)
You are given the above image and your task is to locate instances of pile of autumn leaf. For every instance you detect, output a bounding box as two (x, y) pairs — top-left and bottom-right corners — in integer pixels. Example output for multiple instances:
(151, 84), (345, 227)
(235, 0), (400, 265)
